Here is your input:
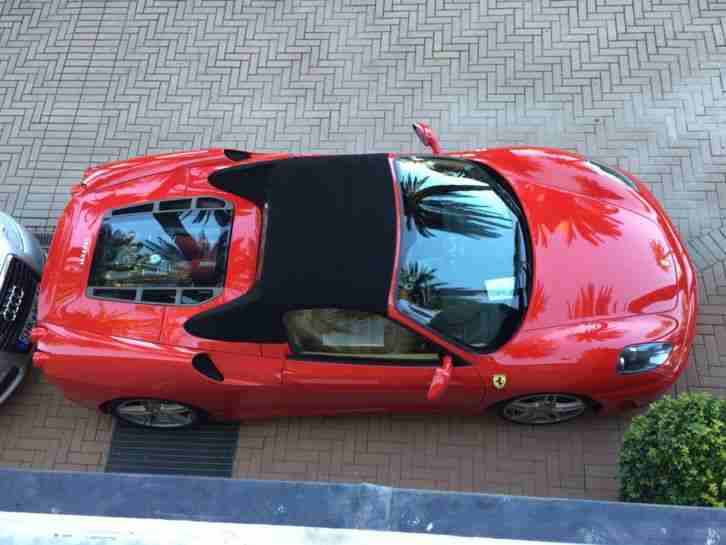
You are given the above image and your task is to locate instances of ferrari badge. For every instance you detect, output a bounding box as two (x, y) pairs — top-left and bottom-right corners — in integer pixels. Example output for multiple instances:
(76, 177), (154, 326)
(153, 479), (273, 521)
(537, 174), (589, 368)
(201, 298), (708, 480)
(492, 374), (507, 390)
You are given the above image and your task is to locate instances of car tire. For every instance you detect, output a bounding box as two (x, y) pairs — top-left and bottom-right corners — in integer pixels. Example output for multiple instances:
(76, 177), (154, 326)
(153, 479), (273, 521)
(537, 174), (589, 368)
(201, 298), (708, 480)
(110, 398), (204, 429)
(498, 393), (588, 425)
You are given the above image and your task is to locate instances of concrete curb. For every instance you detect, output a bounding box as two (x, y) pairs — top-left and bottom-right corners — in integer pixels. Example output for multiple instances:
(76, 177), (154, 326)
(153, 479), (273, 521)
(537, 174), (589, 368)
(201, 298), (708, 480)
(1, 469), (723, 544)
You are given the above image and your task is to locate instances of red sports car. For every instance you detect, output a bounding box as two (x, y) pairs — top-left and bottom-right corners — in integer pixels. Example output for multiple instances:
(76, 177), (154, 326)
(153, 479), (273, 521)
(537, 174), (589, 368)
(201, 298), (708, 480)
(30, 123), (697, 428)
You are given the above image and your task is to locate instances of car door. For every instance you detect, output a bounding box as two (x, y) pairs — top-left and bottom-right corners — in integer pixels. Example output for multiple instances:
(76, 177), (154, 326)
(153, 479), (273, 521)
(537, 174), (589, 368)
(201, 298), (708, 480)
(279, 308), (484, 416)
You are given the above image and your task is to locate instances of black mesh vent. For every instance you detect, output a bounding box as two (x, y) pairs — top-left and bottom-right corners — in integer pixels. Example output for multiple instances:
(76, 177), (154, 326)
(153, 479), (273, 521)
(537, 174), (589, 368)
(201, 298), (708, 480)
(141, 289), (176, 304)
(197, 197), (227, 209)
(92, 288), (136, 301)
(112, 203), (154, 215)
(182, 289), (214, 304)
(159, 199), (192, 211)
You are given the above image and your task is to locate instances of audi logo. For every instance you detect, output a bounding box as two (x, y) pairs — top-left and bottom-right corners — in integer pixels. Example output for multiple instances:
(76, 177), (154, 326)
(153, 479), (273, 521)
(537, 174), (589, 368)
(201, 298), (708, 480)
(1, 285), (24, 322)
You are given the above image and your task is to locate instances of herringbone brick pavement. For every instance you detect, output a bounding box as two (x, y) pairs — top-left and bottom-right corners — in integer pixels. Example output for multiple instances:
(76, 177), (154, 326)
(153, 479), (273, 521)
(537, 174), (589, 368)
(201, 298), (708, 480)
(0, 356), (111, 472)
(1, 0), (724, 500)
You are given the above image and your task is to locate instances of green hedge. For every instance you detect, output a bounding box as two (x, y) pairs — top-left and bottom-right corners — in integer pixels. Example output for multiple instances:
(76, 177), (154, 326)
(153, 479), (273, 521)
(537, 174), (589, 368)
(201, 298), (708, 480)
(618, 393), (726, 507)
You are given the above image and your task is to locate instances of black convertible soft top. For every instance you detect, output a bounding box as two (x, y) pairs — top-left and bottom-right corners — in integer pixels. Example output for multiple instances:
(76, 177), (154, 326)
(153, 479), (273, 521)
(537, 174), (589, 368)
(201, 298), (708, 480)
(184, 154), (397, 342)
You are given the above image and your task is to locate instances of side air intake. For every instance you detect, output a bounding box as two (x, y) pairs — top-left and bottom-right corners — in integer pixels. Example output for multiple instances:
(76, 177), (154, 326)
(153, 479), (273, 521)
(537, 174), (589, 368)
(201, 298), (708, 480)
(192, 353), (224, 382)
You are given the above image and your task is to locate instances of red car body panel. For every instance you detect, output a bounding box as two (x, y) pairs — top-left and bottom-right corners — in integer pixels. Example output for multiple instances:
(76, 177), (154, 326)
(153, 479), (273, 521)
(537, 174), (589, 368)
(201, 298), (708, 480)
(460, 148), (680, 331)
(34, 145), (697, 421)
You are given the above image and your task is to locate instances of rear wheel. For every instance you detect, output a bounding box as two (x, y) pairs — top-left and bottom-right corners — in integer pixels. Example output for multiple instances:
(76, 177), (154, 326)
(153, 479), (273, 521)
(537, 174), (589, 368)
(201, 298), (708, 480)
(110, 398), (202, 429)
(499, 393), (587, 424)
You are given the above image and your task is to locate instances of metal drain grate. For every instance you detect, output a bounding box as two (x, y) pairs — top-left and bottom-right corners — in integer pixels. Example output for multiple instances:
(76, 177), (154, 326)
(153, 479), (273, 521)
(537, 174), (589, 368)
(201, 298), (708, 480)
(106, 420), (239, 478)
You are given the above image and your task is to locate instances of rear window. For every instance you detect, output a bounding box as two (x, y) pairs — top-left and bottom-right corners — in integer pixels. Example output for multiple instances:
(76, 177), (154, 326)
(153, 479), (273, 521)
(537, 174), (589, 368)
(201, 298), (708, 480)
(87, 197), (232, 305)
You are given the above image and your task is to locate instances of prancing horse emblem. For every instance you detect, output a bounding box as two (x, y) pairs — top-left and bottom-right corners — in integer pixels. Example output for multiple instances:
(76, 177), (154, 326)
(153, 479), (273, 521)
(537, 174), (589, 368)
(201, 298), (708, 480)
(492, 374), (507, 390)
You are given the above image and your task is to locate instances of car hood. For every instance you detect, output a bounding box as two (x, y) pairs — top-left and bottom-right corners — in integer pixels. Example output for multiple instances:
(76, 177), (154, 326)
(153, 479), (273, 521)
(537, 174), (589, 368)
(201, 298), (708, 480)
(515, 183), (678, 331)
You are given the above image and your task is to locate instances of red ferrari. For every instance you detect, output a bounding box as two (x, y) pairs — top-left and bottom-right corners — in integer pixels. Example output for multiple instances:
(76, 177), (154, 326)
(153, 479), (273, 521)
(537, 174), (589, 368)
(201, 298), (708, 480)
(30, 123), (697, 428)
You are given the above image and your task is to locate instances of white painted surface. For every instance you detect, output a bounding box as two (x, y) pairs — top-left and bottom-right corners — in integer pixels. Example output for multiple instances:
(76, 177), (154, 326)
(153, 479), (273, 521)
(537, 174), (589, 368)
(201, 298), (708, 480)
(0, 511), (585, 545)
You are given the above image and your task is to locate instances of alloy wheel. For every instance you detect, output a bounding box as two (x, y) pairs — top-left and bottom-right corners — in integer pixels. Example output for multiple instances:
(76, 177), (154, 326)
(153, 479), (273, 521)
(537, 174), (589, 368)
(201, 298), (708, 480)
(500, 394), (587, 425)
(112, 399), (199, 429)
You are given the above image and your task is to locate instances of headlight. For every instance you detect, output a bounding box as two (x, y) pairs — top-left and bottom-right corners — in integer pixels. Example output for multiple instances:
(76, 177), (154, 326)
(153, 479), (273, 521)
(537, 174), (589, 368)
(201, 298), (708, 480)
(617, 342), (673, 374)
(0, 212), (24, 252)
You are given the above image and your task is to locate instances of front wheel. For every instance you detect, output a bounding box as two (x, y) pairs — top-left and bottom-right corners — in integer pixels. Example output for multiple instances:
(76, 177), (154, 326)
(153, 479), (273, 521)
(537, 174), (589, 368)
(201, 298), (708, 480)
(110, 398), (203, 429)
(499, 393), (588, 425)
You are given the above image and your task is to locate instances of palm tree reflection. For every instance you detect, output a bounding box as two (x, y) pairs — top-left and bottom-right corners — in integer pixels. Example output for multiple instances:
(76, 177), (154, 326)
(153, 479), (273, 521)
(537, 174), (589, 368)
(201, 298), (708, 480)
(91, 209), (229, 288)
(529, 192), (623, 248)
(569, 320), (624, 343)
(565, 284), (625, 342)
(398, 261), (444, 308)
(398, 261), (491, 311)
(649, 239), (672, 272)
(527, 281), (548, 322)
(497, 150), (624, 248)
(399, 174), (512, 239)
(568, 284), (617, 319)
(572, 174), (622, 201)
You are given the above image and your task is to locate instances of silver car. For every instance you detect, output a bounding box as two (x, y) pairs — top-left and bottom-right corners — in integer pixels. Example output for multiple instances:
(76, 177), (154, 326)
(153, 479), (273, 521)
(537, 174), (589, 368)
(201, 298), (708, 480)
(0, 211), (44, 404)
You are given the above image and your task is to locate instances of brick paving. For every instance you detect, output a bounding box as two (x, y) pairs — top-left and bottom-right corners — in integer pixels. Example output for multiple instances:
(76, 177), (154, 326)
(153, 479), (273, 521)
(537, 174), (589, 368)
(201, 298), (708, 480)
(0, 356), (112, 472)
(1, 0), (725, 500)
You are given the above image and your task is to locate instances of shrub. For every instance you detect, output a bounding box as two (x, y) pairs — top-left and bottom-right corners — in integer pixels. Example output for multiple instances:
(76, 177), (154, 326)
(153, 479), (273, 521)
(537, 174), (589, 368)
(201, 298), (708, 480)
(618, 392), (726, 507)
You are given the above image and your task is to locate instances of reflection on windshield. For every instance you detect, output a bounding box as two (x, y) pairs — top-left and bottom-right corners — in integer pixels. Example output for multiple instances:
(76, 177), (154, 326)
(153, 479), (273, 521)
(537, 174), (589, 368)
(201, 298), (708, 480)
(395, 157), (528, 351)
(400, 174), (512, 239)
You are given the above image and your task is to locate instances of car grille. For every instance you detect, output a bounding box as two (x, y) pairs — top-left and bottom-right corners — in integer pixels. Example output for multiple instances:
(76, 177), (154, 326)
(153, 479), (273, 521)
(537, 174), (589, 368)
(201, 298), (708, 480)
(0, 257), (40, 351)
(0, 366), (19, 396)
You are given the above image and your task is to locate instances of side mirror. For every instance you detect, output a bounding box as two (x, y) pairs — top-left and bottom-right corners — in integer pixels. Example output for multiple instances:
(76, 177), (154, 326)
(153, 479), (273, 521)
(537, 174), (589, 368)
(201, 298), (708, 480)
(427, 354), (453, 401)
(412, 122), (442, 154)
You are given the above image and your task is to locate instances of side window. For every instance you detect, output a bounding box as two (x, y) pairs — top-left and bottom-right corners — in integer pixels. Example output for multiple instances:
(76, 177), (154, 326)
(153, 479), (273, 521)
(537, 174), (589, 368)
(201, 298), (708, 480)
(284, 309), (438, 362)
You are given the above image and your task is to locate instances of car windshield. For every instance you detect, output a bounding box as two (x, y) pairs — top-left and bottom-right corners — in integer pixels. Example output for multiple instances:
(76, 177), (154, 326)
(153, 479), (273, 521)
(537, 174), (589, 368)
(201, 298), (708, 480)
(394, 156), (529, 351)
